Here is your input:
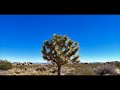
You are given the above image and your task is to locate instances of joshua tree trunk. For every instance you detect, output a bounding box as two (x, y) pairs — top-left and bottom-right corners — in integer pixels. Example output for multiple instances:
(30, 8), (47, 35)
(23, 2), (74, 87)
(57, 64), (61, 76)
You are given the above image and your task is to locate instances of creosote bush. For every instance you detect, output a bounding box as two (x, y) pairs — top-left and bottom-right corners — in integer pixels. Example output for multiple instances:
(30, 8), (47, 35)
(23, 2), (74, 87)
(0, 60), (12, 70)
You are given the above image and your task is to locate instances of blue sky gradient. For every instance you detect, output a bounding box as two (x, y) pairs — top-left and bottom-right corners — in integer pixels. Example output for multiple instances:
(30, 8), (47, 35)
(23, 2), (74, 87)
(0, 15), (120, 63)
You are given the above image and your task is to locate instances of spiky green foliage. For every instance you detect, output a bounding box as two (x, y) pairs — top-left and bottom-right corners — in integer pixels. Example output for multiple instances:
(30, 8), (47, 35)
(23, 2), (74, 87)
(41, 34), (80, 75)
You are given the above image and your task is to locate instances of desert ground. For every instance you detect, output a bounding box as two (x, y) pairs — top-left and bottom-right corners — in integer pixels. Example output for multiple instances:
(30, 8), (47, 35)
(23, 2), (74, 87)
(0, 61), (120, 75)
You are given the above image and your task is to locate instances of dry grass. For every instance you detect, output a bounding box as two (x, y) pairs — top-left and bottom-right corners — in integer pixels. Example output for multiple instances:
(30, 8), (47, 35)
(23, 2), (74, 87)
(0, 62), (120, 75)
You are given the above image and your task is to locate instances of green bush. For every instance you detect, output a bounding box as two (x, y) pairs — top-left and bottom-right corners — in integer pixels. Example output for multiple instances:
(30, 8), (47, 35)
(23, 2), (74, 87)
(0, 60), (12, 70)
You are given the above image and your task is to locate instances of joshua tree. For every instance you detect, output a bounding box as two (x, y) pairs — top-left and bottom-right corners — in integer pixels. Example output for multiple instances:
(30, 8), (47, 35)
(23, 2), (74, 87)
(41, 34), (80, 75)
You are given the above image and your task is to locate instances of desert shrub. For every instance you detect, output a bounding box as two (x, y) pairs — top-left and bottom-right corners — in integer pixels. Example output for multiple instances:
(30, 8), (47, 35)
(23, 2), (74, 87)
(112, 62), (120, 69)
(66, 66), (96, 75)
(63, 63), (96, 75)
(0, 70), (7, 75)
(14, 65), (25, 69)
(35, 66), (47, 72)
(0, 60), (12, 70)
(94, 64), (119, 75)
(49, 67), (58, 73)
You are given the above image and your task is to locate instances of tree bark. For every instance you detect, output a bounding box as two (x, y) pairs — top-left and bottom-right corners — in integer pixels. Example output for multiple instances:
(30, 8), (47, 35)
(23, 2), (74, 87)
(57, 64), (61, 76)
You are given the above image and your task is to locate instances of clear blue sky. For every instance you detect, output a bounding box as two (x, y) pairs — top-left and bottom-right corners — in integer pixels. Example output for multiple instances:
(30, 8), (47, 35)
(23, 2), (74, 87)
(0, 15), (120, 63)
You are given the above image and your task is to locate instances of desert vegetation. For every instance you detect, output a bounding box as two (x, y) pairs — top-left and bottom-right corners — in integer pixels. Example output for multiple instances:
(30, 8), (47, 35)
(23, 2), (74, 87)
(0, 34), (120, 76)
(0, 60), (12, 70)
(0, 60), (120, 75)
